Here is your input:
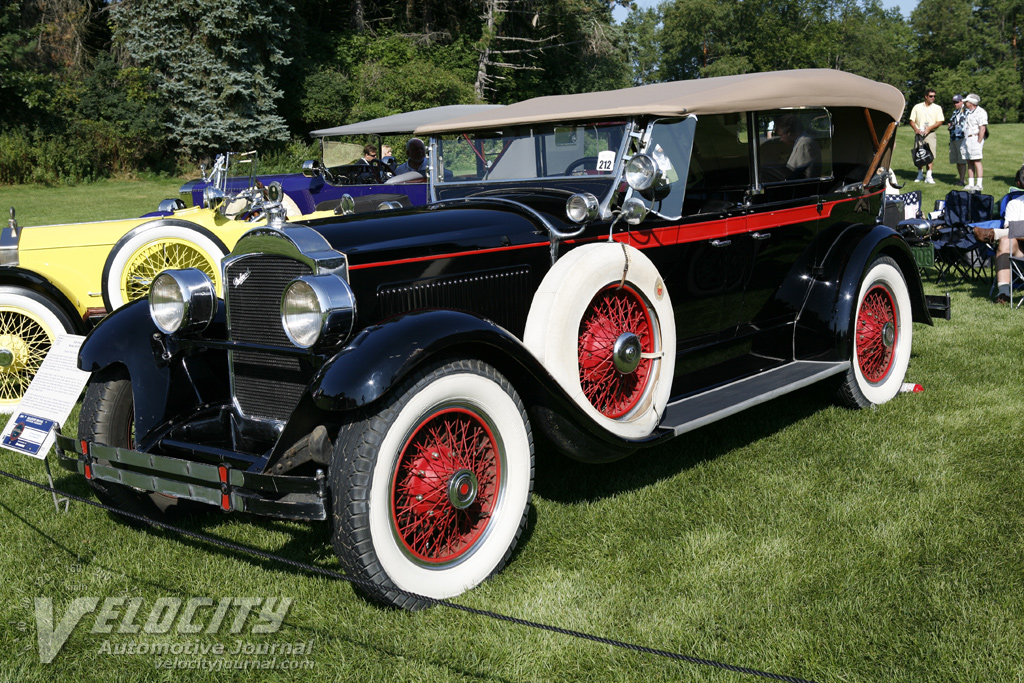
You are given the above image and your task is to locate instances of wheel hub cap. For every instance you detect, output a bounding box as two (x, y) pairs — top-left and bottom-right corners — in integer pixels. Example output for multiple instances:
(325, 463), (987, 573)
(447, 469), (479, 510)
(0, 334), (29, 371)
(612, 332), (643, 374)
(882, 321), (896, 348)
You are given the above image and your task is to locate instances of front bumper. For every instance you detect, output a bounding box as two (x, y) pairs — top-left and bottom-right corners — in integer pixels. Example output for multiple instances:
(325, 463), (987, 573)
(55, 434), (327, 521)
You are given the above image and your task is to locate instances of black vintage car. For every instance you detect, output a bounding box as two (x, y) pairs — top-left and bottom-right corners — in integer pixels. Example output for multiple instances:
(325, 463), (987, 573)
(58, 69), (946, 610)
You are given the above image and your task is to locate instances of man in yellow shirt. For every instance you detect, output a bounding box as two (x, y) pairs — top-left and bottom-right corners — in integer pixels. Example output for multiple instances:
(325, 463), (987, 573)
(909, 89), (944, 184)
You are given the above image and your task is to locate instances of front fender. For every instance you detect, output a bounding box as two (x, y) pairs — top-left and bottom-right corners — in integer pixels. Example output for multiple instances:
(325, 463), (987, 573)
(310, 309), (543, 412)
(796, 224), (931, 362)
(79, 299), (228, 442)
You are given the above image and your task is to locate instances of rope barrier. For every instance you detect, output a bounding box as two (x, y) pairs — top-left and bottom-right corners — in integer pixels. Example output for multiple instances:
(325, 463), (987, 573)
(0, 465), (819, 683)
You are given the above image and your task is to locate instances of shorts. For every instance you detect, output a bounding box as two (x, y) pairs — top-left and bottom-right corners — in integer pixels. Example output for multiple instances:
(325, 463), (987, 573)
(949, 139), (968, 165)
(965, 135), (984, 160)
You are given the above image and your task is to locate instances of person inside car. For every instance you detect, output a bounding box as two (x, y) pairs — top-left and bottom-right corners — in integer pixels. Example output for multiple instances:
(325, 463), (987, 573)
(776, 115), (821, 179)
(355, 144), (378, 166)
(395, 138), (428, 177)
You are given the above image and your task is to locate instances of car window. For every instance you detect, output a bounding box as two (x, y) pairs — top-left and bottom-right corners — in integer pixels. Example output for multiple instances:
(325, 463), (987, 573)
(756, 108), (833, 185)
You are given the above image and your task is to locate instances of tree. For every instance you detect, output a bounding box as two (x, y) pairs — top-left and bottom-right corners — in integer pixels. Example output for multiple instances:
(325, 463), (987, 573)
(111, 0), (294, 159)
(621, 5), (662, 86)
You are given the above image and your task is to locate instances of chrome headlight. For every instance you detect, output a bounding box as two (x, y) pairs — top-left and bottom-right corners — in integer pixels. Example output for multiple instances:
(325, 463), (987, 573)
(281, 274), (356, 348)
(625, 154), (660, 191)
(566, 193), (599, 223)
(149, 269), (216, 334)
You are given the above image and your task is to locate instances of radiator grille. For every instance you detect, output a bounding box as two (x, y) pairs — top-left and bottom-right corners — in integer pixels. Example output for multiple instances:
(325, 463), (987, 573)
(225, 255), (313, 421)
(378, 266), (531, 333)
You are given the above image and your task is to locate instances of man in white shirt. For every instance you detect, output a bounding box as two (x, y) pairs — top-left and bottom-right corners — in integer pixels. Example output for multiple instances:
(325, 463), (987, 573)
(909, 89), (943, 184)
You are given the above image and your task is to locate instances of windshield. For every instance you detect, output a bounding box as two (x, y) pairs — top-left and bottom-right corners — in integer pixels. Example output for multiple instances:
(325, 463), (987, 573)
(435, 122), (629, 184)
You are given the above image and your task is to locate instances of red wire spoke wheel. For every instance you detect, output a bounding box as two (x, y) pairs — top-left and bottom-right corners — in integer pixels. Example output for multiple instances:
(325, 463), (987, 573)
(331, 360), (533, 609)
(838, 255), (912, 409)
(391, 408), (499, 564)
(578, 284), (654, 418)
(856, 284), (897, 383)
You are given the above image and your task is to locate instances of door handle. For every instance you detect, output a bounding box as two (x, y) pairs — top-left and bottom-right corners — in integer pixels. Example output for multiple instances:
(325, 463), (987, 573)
(710, 239), (732, 247)
(751, 232), (771, 240)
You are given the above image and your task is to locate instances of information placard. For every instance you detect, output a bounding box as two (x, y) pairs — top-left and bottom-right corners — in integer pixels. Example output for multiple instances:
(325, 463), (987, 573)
(0, 335), (90, 459)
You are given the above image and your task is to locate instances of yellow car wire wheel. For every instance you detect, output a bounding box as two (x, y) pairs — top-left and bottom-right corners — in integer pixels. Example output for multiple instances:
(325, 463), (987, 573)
(119, 238), (222, 305)
(0, 289), (73, 412)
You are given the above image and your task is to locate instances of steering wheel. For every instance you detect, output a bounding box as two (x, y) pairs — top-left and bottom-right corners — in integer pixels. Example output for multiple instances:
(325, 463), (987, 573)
(370, 158), (393, 182)
(564, 157), (600, 176)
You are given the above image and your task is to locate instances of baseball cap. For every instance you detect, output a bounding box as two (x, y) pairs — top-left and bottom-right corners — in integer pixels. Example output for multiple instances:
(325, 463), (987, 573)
(952, 94), (962, 103)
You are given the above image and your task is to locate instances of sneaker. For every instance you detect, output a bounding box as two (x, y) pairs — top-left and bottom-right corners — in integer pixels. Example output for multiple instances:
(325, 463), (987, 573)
(995, 292), (1010, 305)
(925, 176), (935, 184)
(914, 174), (923, 183)
(974, 227), (996, 243)
(976, 184), (983, 193)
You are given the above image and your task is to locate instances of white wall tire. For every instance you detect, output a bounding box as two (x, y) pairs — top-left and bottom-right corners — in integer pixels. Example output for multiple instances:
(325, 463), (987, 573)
(523, 242), (675, 439)
(838, 256), (912, 408)
(103, 223), (225, 311)
(331, 359), (533, 609)
(0, 287), (75, 413)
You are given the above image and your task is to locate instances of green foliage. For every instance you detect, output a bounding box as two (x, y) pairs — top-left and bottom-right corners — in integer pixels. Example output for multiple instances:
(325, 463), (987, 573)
(659, 0), (912, 85)
(111, 0), (295, 160)
(621, 6), (662, 86)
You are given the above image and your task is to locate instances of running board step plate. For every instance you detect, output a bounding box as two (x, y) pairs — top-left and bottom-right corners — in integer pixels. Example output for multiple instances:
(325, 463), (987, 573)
(659, 360), (850, 436)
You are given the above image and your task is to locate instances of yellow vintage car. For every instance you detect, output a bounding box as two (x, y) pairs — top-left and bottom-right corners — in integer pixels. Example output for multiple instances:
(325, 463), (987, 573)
(0, 153), (340, 412)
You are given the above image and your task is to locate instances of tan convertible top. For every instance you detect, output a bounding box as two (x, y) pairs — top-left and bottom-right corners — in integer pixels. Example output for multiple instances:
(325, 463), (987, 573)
(416, 69), (905, 134)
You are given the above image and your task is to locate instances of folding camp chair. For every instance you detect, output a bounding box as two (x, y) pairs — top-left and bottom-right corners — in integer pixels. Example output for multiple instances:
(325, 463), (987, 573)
(974, 191), (1024, 301)
(933, 190), (994, 284)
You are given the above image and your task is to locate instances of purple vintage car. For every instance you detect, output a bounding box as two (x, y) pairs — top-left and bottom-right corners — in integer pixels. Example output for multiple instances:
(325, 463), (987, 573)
(178, 105), (500, 215)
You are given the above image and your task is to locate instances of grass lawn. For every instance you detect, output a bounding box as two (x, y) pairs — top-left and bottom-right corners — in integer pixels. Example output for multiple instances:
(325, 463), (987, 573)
(1, 128), (1023, 682)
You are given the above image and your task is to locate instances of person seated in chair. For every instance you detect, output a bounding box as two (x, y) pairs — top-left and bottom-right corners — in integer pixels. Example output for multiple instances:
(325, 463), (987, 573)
(975, 165), (1024, 303)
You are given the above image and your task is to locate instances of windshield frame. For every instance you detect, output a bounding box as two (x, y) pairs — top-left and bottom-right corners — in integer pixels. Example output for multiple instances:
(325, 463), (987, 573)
(428, 120), (639, 216)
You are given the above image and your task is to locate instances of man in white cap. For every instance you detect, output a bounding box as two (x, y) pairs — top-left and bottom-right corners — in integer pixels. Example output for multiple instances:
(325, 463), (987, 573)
(963, 93), (988, 192)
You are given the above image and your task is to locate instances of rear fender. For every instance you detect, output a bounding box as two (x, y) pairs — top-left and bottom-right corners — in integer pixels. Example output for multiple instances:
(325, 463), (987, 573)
(796, 224), (930, 362)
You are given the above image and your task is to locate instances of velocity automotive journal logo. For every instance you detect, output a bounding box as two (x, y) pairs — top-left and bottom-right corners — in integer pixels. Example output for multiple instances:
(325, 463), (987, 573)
(27, 595), (295, 664)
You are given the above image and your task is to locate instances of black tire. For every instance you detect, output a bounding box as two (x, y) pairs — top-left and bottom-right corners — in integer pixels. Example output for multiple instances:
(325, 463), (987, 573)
(79, 368), (202, 523)
(837, 255), (913, 409)
(330, 359), (534, 610)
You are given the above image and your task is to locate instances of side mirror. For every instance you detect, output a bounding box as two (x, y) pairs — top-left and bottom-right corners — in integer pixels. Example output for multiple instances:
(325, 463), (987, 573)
(302, 160), (321, 178)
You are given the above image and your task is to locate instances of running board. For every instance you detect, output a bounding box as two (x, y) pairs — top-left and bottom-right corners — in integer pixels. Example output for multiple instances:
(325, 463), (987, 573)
(659, 360), (850, 436)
